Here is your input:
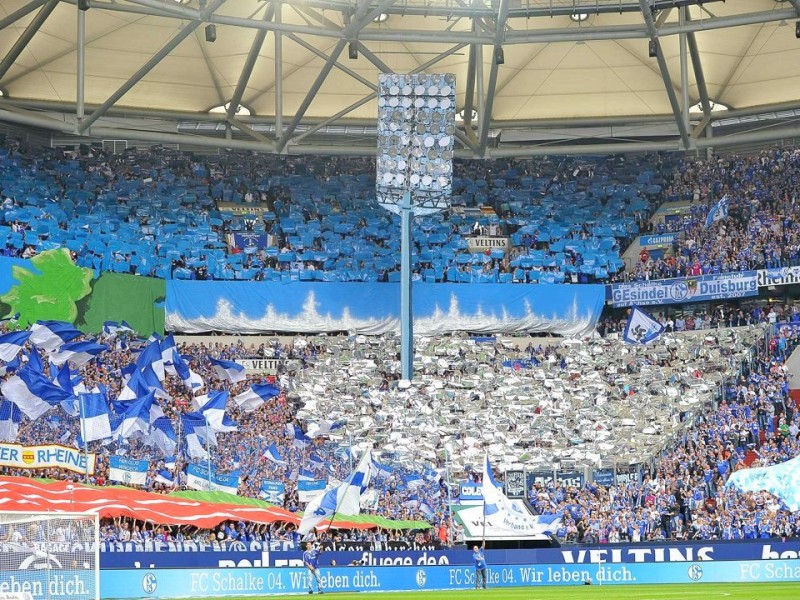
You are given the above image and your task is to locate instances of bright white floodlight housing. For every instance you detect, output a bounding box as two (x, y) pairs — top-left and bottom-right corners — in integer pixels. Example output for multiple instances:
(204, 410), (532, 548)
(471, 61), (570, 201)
(376, 73), (456, 216)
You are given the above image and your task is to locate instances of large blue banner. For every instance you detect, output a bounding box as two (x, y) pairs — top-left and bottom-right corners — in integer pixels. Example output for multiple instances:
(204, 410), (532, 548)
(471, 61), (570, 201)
(609, 271), (758, 308)
(165, 281), (605, 336)
(100, 557), (800, 598)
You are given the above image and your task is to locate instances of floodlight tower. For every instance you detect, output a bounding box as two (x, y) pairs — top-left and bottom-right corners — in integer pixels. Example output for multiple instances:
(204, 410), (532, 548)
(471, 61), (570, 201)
(376, 73), (456, 381)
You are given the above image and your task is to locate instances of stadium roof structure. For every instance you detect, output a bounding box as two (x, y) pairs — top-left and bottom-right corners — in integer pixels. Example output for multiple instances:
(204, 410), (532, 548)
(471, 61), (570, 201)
(0, 0), (800, 157)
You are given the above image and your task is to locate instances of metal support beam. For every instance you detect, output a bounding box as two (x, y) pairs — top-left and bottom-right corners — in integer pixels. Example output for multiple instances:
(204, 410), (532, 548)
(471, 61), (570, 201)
(0, 0), (48, 32)
(787, 0), (800, 17)
(76, 5), (86, 121)
(355, 43), (393, 75)
(289, 42), (468, 147)
(0, 1), (57, 83)
(276, 39), (347, 152)
(228, 118), (272, 144)
(477, 0), (509, 156)
(79, 0), (227, 134)
(679, 6), (690, 138)
(291, 35), (377, 91)
(227, 3), (276, 120)
(639, 0), (690, 150)
(686, 12), (712, 138)
(290, 94), (376, 145)
(399, 190), (413, 381)
(463, 37), (477, 131)
(275, 2), (283, 137)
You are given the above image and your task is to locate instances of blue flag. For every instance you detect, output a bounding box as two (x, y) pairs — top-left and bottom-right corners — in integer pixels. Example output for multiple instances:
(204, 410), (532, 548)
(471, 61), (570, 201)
(705, 195), (729, 228)
(623, 305), (665, 345)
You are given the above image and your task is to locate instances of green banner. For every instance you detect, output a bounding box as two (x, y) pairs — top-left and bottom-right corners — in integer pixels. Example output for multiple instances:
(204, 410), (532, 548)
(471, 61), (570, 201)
(0, 249), (165, 336)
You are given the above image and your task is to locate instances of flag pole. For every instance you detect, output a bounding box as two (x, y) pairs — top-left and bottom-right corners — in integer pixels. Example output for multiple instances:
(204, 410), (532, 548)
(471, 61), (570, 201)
(78, 394), (89, 484)
(482, 454), (487, 548)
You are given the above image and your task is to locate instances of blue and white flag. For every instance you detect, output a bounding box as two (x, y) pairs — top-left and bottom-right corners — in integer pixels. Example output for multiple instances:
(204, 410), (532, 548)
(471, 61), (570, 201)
(259, 480), (286, 504)
(371, 457), (394, 479)
(209, 357), (247, 383)
(160, 334), (178, 376)
(29, 321), (82, 352)
(286, 423), (311, 448)
(109, 456), (149, 486)
(403, 472), (425, 489)
(113, 391), (155, 439)
(79, 392), (112, 442)
(705, 195), (729, 228)
(263, 442), (287, 465)
(50, 341), (108, 366)
(0, 399), (22, 442)
(155, 469), (175, 487)
(171, 350), (204, 391)
(118, 368), (148, 401)
(0, 354), (21, 377)
(297, 479), (327, 503)
(146, 417), (178, 456)
(199, 390), (237, 432)
(25, 347), (44, 373)
(307, 419), (344, 438)
(298, 468), (315, 481)
(102, 321), (133, 337)
(141, 364), (171, 400)
(180, 415), (209, 460)
(424, 467), (444, 483)
(1, 368), (72, 420)
(0, 331), (30, 362)
(233, 382), (279, 412)
(419, 500), (435, 518)
(623, 305), (665, 345)
(298, 449), (372, 534)
(136, 340), (165, 381)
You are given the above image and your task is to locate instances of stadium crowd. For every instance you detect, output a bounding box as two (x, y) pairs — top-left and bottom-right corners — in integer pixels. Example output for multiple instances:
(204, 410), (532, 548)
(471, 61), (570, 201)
(629, 148), (800, 281)
(0, 313), (797, 547)
(0, 138), (660, 284)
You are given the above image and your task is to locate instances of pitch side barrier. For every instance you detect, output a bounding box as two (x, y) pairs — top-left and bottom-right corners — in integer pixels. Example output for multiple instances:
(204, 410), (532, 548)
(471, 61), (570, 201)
(89, 540), (800, 598)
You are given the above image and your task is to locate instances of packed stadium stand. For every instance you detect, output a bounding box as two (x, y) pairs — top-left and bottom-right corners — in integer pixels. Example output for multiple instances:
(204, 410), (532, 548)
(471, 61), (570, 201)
(3, 3), (800, 597)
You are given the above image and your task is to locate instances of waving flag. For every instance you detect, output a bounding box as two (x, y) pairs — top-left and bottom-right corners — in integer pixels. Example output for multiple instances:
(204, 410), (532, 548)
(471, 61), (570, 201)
(114, 391), (156, 439)
(0, 400), (22, 442)
(209, 357), (246, 383)
(371, 457), (395, 479)
(307, 419), (344, 438)
(146, 417), (178, 456)
(25, 347), (44, 373)
(1, 368), (72, 420)
(136, 340), (165, 381)
(171, 349), (204, 391)
(29, 321), (81, 352)
(142, 364), (171, 400)
(286, 423), (311, 449)
(263, 442), (287, 465)
(102, 321), (133, 337)
(705, 195), (729, 228)
(180, 414), (209, 460)
(403, 473), (425, 489)
(0, 331), (30, 362)
(199, 390), (237, 432)
(298, 449), (372, 534)
(50, 341), (108, 366)
(623, 305), (665, 345)
(420, 500), (435, 518)
(155, 470), (175, 487)
(233, 383), (279, 412)
(160, 334), (178, 376)
(298, 468), (315, 481)
(0, 354), (21, 377)
(79, 392), (112, 442)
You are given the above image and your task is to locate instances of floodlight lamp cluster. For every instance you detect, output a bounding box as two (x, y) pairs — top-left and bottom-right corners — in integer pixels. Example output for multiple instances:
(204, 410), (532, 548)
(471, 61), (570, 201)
(376, 73), (456, 216)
